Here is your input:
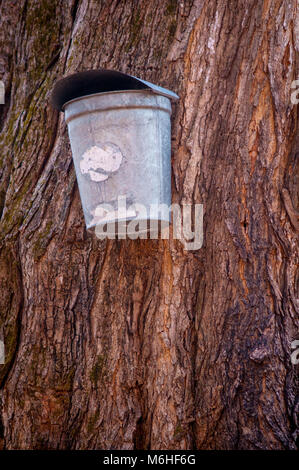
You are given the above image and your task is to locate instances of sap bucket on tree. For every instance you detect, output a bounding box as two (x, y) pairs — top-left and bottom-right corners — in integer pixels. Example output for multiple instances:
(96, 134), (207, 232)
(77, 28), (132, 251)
(51, 69), (179, 237)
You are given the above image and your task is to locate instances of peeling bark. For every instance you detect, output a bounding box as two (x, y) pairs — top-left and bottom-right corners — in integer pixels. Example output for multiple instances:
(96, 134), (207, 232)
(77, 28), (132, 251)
(0, 0), (298, 450)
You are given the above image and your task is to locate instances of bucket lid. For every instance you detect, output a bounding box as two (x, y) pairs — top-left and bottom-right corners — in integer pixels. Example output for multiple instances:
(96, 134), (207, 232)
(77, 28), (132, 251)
(51, 69), (179, 111)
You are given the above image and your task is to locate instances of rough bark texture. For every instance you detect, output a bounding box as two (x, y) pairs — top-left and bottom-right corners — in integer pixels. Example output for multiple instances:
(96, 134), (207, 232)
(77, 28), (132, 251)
(0, 0), (298, 450)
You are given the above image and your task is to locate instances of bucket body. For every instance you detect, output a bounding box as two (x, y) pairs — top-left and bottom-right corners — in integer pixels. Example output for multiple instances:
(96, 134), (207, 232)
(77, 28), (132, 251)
(64, 90), (172, 233)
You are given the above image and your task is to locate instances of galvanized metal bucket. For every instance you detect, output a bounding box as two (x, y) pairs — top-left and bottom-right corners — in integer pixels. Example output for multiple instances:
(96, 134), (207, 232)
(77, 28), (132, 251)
(52, 69), (179, 235)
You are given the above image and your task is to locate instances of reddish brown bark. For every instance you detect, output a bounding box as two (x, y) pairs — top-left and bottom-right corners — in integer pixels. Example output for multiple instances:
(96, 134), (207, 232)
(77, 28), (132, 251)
(0, 0), (298, 450)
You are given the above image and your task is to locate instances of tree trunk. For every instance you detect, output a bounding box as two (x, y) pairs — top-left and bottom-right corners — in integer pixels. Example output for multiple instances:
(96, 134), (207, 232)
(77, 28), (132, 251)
(0, 0), (298, 450)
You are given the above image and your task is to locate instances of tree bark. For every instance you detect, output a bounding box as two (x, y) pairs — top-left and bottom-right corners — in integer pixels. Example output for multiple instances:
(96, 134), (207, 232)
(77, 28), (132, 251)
(0, 0), (298, 450)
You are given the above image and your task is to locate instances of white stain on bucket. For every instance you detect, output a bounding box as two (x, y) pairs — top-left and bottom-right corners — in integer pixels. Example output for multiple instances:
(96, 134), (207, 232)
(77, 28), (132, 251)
(80, 143), (123, 182)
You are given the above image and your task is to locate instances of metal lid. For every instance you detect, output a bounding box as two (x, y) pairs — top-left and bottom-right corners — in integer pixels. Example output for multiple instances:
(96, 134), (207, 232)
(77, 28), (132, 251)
(51, 69), (179, 111)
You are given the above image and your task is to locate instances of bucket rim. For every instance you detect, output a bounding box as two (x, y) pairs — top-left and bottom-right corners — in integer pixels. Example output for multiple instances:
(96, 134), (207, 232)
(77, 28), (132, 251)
(62, 88), (172, 111)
